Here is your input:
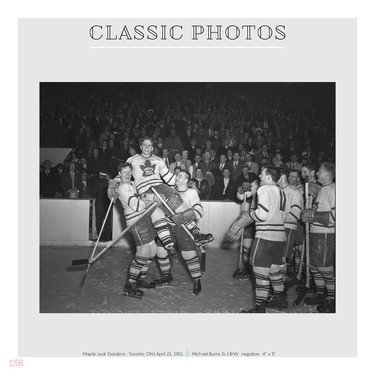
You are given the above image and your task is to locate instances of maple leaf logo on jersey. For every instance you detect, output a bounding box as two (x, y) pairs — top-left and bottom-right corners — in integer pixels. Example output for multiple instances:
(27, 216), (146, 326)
(140, 159), (156, 177)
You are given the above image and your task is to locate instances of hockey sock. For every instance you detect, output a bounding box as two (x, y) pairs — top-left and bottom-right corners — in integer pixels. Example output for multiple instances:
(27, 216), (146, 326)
(139, 258), (153, 280)
(319, 266), (335, 299)
(310, 265), (326, 295)
(128, 255), (149, 283)
(279, 262), (287, 283)
(294, 246), (302, 274)
(269, 264), (285, 293)
(182, 251), (201, 280)
(253, 266), (270, 305)
(153, 217), (174, 248)
(242, 239), (252, 266)
(156, 246), (172, 277)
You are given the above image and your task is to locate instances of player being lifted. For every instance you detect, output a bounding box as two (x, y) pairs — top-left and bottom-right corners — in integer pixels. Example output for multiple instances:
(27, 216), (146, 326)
(124, 137), (213, 249)
(226, 166), (287, 313)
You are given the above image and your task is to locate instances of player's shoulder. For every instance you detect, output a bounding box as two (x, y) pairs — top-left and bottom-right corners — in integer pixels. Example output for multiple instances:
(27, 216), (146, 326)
(322, 182), (335, 195)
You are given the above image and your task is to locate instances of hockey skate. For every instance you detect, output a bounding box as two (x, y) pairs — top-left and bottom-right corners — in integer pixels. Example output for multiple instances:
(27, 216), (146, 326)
(123, 283), (144, 299)
(194, 232), (214, 246)
(233, 264), (251, 279)
(193, 279), (202, 296)
(239, 303), (266, 313)
(316, 299), (335, 313)
(136, 279), (156, 289)
(153, 274), (173, 286)
(266, 292), (288, 310)
(304, 292), (327, 306)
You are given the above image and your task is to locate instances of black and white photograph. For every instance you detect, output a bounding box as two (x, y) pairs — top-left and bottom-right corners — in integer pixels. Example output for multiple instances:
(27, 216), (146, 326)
(13, 13), (361, 362)
(39, 82), (336, 315)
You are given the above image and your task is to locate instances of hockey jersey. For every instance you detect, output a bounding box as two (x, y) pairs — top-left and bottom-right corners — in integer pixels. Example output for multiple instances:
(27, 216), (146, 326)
(250, 184), (286, 242)
(126, 154), (176, 194)
(117, 181), (148, 226)
(310, 182), (336, 234)
(283, 184), (303, 230)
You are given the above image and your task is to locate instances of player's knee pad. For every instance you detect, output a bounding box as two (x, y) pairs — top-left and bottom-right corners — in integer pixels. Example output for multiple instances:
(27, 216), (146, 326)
(243, 238), (252, 252)
(149, 241), (157, 257)
(136, 243), (152, 257)
(181, 250), (196, 261)
(253, 266), (269, 282)
(153, 184), (184, 211)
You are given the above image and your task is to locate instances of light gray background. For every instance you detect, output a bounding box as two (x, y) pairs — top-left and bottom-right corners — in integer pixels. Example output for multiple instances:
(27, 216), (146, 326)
(19, 18), (356, 357)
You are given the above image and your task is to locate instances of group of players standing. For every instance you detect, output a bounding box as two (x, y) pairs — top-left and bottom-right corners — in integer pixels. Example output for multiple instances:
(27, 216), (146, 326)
(227, 161), (335, 313)
(108, 136), (336, 314)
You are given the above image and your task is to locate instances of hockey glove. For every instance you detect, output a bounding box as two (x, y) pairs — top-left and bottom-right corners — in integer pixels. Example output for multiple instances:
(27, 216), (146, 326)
(226, 211), (254, 242)
(107, 179), (119, 201)
(301, 209), (330, 226)
(170, 208), (196, 226)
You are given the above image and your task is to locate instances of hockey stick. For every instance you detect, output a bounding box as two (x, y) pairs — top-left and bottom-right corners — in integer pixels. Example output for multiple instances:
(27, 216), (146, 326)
(72, 201), (158, 266)
(294, 177), (311, 305)
(79, 196), (115, 287)
(233, 194), (247, 278)
(151, 187), (207, 272)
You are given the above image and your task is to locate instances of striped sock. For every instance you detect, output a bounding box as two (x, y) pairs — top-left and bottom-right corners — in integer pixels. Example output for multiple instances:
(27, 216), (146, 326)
(253, 266), (270, 305)
(156, 247), (172, 277)
(319, 266), (335, 299)
(128, 255), (149, 283)
(270, 264), (285, 293)
(310, 265), (326, 295)
(182, 251), (201, 280)
(153, 217), (173, 248)
(294, 246), (302, 274)
(139, 258), (153, 280)
(279, 263), (287, 284)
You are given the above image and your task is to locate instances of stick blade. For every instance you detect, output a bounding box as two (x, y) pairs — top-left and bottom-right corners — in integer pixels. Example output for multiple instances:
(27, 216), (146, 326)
(201, 252), (206, 272)
(71, 258), (89, 266)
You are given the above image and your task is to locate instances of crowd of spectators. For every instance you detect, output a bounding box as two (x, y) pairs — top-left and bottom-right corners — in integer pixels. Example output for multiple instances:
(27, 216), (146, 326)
(40, 82), (335, 202)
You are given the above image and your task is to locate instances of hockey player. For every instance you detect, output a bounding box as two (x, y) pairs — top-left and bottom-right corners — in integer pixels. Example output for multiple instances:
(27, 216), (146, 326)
(114, 162), (159, 299)
(301, 162), (336, 313)
(232, 180), (259, 280)
(226, 166), (287, 313)
(295, 163), (321, 276)
(125, 136), (213, 248)
(153, 170), (205, 295)
(277, 168), (303, 288)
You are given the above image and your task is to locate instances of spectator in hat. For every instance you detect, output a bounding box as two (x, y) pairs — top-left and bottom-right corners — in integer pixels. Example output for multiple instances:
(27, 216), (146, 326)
(236, 165), (258, 188)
